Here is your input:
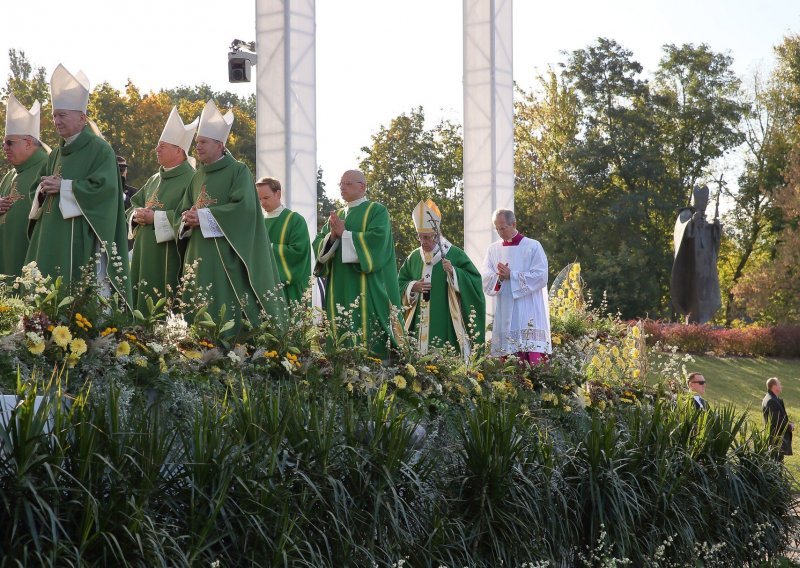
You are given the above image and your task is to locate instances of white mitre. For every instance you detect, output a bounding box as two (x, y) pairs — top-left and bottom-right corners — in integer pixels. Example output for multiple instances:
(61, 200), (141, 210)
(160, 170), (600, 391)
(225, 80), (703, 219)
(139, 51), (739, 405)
(5, 94), (41, 139)
(50, 64), (90, 112)
(160, 106), (199, 154)
(412, 199), (442, 234)
(197, 100), (234, 144)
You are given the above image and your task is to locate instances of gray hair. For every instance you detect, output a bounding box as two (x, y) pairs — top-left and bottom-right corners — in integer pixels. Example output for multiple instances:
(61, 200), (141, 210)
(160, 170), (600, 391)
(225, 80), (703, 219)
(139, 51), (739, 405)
(493, 208), (516, 224)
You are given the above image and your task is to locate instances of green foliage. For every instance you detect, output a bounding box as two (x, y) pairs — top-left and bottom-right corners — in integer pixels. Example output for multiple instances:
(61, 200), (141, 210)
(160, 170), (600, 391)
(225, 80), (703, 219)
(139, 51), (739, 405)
(359, 107), (463, 262)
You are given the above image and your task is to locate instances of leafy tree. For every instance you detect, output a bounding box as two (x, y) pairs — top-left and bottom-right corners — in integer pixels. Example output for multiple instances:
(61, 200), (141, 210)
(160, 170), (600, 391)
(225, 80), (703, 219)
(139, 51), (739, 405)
(359, 107), (463, 263)
(558, 38), (670, 318)
(652, 43), (746, 199)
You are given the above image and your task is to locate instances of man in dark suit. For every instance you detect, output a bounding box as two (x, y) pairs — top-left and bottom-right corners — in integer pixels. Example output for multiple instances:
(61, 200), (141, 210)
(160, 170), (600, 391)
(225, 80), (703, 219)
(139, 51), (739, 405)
(762, 377), (793, 462)
(687, 372), (708, 410)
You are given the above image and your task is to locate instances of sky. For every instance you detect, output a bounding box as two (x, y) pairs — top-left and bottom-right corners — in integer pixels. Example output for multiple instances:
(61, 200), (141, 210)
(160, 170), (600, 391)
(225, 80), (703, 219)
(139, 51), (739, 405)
(3, 0), (800, 193)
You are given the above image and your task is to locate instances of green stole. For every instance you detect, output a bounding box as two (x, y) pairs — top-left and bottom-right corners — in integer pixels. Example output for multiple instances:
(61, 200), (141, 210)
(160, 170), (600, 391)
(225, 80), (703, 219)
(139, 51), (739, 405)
(0, 148), (48, 276)
(25, 126), (132, 307)
(264, 207), (311, 306)
(128, 160), (194, 312)
(313, 200), (402, 358)
(180, 152), (286, 335)
(398, 245), (486, 358)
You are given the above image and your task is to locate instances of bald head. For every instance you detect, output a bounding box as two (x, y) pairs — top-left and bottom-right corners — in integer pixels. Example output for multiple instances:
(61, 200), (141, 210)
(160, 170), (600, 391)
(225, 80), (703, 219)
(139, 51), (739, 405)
(339, 169), (367, 202)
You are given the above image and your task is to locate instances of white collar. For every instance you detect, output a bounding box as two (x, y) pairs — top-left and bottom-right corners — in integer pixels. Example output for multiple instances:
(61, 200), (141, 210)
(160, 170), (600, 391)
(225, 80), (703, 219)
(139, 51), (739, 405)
(346, 196), (367, 208)
(64, 131), (81, 145)
(266, 204), (286, 218)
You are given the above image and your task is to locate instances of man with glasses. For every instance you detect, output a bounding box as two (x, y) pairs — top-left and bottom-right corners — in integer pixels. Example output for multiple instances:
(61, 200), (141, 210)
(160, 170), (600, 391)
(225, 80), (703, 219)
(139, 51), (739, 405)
(313, 169), (402, 359)
(687, 372), (708, 410)
(0, 95), (49, 277)
(26, 64), (132, 307)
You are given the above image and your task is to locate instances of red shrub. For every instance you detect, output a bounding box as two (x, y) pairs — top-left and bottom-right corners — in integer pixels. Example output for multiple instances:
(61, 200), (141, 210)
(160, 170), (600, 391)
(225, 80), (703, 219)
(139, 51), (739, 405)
(639, 320), (800, 358)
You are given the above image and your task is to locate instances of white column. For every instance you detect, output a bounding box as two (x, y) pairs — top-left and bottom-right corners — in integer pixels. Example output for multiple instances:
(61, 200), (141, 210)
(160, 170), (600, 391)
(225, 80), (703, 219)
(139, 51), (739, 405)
(256, 0), (317, 238)
(463, 0), (514, 318)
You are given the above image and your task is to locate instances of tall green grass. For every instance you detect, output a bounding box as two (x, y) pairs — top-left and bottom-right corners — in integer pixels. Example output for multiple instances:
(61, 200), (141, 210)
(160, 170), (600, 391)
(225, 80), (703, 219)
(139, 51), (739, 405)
(0, 377), (795, 566)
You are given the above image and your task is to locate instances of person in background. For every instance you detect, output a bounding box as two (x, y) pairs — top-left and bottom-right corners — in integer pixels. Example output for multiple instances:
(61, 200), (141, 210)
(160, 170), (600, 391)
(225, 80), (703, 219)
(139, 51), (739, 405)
(257, 176), (311, 306)
(763, 377), (793, 462)
(686, 372), (708, 410)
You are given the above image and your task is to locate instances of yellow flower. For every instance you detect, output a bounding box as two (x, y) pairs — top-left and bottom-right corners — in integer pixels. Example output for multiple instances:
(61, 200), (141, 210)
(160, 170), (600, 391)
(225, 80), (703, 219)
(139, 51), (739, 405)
(116, 341), (131, 357)
(631, 326), (641, 338)
(597, 400), (607, 411)
(476, 371), (485, 382)
(552, 334), (562, 345)
(591, 355), (602, 368)
(557, 289), (565, 298)
(69, 338), (87, 356)
(568, 290), (575, 300)
(52, 325), (72, 348)
(183, 349), (202, 360)
(412, 380), (422, 393)
(66, 353), (80, 368)
(611, 346), (620, 358)
(28, 341), (45, 355)
(393, 375), (407, 389)
(134, 356), (148, 367)
(563, 405), (572, 413)
(630, 348), (639, 359)
(405, 363), (417, 377)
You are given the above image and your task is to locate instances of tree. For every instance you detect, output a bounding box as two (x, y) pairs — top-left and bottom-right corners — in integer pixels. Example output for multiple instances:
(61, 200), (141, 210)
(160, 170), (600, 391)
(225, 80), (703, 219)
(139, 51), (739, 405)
(652, 43), (746, 199)
(559, 38), (671, 318)
(359, 107), (463, 263)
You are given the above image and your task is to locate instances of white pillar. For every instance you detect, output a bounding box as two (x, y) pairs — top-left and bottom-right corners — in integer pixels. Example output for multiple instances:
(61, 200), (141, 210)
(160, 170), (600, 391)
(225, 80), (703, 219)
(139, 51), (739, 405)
(255, 0), (317, 238)
(463, 0), (514, 319)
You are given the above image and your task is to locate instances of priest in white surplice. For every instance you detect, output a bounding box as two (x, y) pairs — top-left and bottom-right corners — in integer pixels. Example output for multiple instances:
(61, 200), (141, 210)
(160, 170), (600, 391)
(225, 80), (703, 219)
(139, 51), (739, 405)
(481, 209), (552, 363)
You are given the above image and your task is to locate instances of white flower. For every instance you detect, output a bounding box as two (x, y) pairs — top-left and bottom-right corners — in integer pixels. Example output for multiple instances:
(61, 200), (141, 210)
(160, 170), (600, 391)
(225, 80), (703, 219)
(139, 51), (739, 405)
(147, 342), (164, 354)
(227, 351), (242, 364)
(281, 359), (294, 372)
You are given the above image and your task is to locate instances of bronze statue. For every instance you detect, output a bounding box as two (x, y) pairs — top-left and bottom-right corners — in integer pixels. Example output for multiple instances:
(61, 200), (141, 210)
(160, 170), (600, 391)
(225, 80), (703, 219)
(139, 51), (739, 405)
(670, 185), (722, 324)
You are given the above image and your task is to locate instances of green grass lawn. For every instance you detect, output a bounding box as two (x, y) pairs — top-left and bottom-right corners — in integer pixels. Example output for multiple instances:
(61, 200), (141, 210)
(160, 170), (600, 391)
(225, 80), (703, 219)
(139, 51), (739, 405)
(673, 355), (800, 478)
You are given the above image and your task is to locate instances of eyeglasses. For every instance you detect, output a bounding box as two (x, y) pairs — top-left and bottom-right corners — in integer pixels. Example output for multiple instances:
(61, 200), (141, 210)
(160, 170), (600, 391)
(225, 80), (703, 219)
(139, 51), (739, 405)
(338, 181), (362, 187)
(3, 139), (23, 147)
(691, 381), (706, 385)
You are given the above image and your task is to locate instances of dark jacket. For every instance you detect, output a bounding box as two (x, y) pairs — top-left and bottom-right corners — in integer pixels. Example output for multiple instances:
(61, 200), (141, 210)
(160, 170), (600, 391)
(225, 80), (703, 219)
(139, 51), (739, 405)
(762, 391), (792, 456)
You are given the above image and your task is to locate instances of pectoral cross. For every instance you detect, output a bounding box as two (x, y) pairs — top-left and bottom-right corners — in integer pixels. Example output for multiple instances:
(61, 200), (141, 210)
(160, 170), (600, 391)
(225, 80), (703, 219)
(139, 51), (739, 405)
(0, 181), (24, 225)
(144, 181), (165, 209)
(194, 185), (217, 209)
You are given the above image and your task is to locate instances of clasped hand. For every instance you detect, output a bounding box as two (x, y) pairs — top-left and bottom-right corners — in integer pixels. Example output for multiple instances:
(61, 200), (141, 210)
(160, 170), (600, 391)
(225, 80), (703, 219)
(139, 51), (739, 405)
(133, 208), (155, 225)
(496, 262), (510, 281)
(181, 207), (200, 228)
(329, 212), (345, 239)
(40, 175), (62, 195)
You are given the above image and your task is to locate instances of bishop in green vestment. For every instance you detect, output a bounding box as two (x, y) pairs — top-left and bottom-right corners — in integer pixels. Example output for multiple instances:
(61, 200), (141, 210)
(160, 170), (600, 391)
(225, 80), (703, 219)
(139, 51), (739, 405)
(1, 95), (49, 277)
(257, 177), (311, 305)
(313, 169), (402, 359)
(128, 107), (198, 313)
(398, 200), (485, 359)
(26, 65), (132, 307)
(179, 100), (286, 337)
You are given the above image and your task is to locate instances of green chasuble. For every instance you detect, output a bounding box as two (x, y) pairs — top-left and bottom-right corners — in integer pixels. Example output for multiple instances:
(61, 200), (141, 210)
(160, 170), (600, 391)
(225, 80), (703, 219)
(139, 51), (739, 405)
(398, 243), (486, 358)
(127, 160), (194, 313)
(180, 152), (286, 336)
(264, 207), (311, 305)
(0, 147), (48, 277)
(313, 200), (402, 359)
(25, 126), (132, 307)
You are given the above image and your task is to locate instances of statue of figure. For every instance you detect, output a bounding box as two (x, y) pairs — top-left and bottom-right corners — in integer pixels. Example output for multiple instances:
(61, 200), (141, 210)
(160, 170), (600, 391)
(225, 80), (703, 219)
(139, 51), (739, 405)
(670, 185), (722, 324)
